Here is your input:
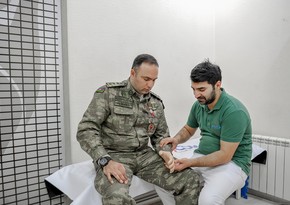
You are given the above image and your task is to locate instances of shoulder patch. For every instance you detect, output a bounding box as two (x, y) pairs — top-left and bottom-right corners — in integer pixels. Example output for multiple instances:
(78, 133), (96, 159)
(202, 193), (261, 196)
(150, 91), (162, 101)
(150, 91), (165, 109)
(106, 81), (127, 88)
(95, 85), (106, 93)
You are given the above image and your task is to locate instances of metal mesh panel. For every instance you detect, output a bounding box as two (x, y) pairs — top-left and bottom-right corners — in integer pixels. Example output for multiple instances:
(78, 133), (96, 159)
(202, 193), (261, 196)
(0, 0), (64, 204)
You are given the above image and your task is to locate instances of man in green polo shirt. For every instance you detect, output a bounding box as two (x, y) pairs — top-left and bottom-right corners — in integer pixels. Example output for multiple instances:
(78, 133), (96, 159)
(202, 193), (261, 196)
(160, 59), (252, 205)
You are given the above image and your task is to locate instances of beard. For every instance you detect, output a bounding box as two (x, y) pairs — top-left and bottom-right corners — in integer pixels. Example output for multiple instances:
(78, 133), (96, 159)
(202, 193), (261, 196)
(197, 88), (216, 105)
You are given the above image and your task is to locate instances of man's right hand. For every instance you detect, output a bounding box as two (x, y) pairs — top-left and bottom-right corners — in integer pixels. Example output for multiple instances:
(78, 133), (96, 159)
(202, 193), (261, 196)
(159, 137), (179, 151)
(103, 160), (128, 184)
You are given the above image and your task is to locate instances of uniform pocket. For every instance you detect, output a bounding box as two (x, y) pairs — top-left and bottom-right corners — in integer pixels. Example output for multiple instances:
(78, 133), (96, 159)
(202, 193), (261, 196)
(113, 106), (135, 134)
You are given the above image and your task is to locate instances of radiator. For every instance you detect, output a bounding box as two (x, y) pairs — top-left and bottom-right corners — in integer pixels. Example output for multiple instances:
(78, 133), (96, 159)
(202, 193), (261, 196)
(249, 134), (290, 201)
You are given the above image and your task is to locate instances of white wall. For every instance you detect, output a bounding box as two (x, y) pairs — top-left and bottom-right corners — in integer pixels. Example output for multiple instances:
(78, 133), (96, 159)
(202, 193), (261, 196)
(65, 0), (290, 163)
(214, 0), (290, 138)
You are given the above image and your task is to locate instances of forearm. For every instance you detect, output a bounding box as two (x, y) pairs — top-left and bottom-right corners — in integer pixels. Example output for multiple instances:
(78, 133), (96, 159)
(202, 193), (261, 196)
(152, 108), (171, 152)
(190, 150), (231, 167)
(77, 122), (107, 160)
(174, 126), (194, 144)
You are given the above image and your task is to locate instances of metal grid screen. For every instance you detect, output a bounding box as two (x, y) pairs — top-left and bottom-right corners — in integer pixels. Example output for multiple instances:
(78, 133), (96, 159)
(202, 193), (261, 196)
(0, 0), (64, 204)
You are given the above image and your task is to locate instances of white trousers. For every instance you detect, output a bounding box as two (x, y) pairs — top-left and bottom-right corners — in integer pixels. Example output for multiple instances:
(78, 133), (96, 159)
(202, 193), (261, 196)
(155, 153), (247, 205)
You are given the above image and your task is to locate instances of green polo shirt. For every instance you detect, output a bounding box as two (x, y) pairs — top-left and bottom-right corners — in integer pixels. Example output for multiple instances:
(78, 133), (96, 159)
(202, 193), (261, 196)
(187, 89), (252, 175)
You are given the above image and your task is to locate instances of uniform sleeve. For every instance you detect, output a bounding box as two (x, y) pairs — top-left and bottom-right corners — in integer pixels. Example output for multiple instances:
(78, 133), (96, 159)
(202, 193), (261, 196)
(76, 88), (110, 161)
(150, 101), (171, 152)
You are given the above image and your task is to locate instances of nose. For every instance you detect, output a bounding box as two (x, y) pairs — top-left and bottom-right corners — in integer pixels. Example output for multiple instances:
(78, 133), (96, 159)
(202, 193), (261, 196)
(194, 90), (201, 98)
(147, 80), (155, 89)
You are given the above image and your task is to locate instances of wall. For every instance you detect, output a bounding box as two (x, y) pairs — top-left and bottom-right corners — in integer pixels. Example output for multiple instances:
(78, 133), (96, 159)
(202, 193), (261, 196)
(214, 0), (290, 139)
(65, 0), (290, 163)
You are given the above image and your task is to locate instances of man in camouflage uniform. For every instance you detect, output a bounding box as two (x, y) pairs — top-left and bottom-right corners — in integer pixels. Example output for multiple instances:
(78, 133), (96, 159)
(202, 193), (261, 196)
(77, 54), (200, 205)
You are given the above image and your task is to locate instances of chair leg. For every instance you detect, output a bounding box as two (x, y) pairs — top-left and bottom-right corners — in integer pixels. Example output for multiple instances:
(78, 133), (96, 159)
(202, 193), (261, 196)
(235, 188), (241, 199)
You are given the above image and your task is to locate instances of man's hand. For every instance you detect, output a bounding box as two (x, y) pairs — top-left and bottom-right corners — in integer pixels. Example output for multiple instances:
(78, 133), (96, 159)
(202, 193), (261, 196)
(103, 160), (128, 184)
(159, 150), (175, 173)
(174, 158), (191, 171)
(159, 137), (179, 151)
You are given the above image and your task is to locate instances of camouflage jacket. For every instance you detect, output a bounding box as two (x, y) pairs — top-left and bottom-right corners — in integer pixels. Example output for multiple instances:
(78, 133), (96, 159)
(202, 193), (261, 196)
(77, 79), (170, 161)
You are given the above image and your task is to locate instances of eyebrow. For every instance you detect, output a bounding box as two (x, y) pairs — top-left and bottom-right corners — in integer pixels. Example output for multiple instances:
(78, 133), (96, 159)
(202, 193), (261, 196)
(142, 76), (158, 81)
(191, 86), (206, 90)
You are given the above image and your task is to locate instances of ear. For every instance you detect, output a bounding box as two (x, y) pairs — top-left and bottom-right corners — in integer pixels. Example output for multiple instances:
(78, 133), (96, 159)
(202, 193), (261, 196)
(130, 69), (136, 77)
(216, 81), (222, 89)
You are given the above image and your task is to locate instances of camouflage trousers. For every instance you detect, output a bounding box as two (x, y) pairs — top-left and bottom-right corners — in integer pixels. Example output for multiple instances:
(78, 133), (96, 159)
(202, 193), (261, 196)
(94, 147), (200, 205)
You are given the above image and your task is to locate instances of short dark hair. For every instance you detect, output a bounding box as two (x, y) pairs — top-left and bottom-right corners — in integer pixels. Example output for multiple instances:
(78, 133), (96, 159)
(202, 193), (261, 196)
(190, 59), (222, 86)
(132, 54), (159, 69)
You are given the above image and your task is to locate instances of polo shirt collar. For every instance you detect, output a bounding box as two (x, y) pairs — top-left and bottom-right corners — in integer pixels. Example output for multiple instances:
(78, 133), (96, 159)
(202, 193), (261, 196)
(204, 88), (226, 112)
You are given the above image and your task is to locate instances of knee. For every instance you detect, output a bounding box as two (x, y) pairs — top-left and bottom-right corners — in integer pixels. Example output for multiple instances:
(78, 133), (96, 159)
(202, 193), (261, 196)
(174, 170), (201, 204)
(100, 185), (134, 204)
(95, 176), (129, 198)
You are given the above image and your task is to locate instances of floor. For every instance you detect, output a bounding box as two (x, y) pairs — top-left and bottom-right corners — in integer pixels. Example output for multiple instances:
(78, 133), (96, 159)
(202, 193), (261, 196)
(143, 194), (279, 205)
(225, 194), (278, 205)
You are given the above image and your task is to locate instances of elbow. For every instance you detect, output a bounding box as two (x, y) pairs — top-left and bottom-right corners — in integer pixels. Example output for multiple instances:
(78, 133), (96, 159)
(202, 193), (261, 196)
(219, 151), (233, 164)
(223, 157), (232, 164)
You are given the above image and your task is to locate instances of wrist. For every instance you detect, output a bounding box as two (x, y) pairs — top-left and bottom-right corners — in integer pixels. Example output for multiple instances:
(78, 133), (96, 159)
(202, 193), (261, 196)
(97, 156), (112, 168)
(173, 135), (180, 144)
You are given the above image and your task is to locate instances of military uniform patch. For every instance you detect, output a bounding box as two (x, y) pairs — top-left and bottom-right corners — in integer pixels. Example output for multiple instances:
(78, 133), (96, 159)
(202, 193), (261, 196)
(106, 81), (127, 88)
(148, 123), (155, 132)
(150, 91), (165, 109)
(96, 85), (106, 93)
(150, 91), (161, 100)
(114, 96), (133, 108)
